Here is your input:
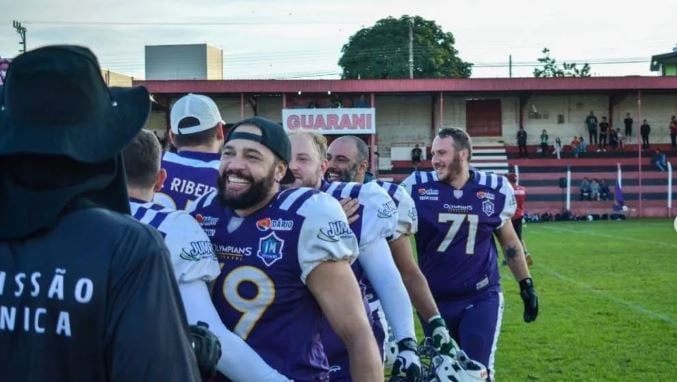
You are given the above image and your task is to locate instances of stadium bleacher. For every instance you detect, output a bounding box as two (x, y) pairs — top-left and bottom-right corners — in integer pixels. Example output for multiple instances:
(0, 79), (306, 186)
(379, 143), (676, 218)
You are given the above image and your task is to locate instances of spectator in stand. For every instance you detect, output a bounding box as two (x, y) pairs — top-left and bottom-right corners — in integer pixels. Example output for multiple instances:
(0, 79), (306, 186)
(585, 111), (598, 145)
(540, 129), (549, 157)
(355, 95), (370, 108)
(669, 115), (677, 149)
(652, 148), (668, 171)
(579, 137), (588, 154)
(609, 128), (619, 151)
(580, 177), (591, 200)
(553, 137), (562, 159)
(570, 136), (581, 158)
(506, 174), (533, 266)
(517, 126), (528, 158)
(616, 128), (625, 150)
(624, 112), (633, 138)
(590, 178), (600, 201)
(640, 119), (651, 151)
(411, 143), (423, 170)
(599, 179), (610, 201)
(598, 117), (609, 151)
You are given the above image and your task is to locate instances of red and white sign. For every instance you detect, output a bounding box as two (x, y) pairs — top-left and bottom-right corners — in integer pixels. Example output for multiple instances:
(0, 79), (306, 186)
(283, 108), (376, 135)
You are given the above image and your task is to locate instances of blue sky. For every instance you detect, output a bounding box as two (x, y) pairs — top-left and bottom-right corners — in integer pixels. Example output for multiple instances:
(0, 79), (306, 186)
(1, 0), (675, 79)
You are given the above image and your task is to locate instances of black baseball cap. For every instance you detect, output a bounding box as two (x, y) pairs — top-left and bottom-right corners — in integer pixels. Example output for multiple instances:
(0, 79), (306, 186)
(226, 116), (295, 184)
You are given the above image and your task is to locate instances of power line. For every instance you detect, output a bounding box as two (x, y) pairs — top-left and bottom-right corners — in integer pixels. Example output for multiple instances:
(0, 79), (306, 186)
(22, 20), (361, 27)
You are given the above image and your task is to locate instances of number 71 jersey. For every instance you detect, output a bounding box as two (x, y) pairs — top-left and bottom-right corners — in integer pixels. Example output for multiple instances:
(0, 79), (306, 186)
(401, 170), (516, 299)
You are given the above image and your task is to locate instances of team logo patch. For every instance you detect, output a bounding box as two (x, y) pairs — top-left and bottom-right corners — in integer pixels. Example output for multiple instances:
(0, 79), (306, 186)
(257, 232), (285, 266)
(377, 200), (397, 218)
(200, 216), (220, 226)
(317, 220), (353, 242)
(418, 188), (439, 201)
(179, 241), (215, 262)
(453, 190), (464, 199)
(482, 199), (495, 216)
(256, 217), (294, 231)
(476, 191), (495, 200)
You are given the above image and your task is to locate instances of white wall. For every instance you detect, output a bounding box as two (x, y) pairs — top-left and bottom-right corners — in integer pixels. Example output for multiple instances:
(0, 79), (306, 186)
(374, 95), (433, 157)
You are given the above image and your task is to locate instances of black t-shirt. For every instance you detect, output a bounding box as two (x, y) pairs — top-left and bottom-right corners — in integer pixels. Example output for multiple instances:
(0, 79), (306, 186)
(411, 148), (423, 161)
(599, 122), (609, 132)
(0, 208), (200, 382)
(624, 117), (633, 128)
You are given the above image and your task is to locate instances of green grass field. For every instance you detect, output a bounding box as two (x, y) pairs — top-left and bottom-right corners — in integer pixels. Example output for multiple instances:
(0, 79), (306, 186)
(416, 218), (677, 381)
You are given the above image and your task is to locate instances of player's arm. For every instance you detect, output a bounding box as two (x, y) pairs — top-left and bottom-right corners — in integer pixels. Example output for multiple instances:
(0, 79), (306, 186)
(495, 222), (529, 281)
(389, 234), (438, 320)
(495, 222), (539, 323)
(307, 260), (383, 382)
(358, 237), (416, 342)
(179, 281), (291, 382)
(297, 192), (382, 382)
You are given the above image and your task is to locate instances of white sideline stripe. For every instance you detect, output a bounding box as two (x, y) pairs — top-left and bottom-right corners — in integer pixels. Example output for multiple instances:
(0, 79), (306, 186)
(538, 264), (677, 326)
(539, 225), (677, 249)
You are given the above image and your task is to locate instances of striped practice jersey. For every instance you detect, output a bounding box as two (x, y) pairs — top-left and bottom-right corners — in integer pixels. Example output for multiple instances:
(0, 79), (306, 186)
(320, 180), (398, 249)
(129, 198), (219, 283)
(154, 150), (220, 211)
(188, 188), (358, 382)
(401, 170), (516, 300)
(374, 180), (418, 241)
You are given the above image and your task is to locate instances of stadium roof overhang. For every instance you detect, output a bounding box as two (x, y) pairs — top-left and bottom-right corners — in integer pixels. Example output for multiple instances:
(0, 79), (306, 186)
(135, 76), (677, 97)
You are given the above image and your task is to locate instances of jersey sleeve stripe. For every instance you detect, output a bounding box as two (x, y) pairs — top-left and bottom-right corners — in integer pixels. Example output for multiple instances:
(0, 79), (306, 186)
(496, 175), (504, 191)
(288, 189), (318, 212)
(347, 184), (361, 199)
(148, 211), (170, 229)
(279, 188), (310, 211)
(490, 173), (498, 189)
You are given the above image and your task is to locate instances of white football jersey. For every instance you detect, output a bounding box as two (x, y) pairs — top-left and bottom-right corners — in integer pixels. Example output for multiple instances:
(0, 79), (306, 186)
(130, 200), (220, 283)
(321, 180), (398, 248)
(374, 180), (418, 241)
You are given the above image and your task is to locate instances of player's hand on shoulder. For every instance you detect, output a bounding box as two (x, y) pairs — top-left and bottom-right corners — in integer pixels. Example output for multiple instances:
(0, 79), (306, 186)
(339, 197), (360, 224)
(519, 277), (539, 323)
(389, 338), (421, 382)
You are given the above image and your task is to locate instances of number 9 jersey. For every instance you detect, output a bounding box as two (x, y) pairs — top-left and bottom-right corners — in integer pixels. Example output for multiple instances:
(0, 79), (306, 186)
(401, 170), (516, 300)
(188, 187), (359, 382)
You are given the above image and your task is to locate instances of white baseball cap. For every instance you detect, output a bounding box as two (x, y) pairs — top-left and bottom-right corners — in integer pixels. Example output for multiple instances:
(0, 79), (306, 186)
(170, 93), (224, 135)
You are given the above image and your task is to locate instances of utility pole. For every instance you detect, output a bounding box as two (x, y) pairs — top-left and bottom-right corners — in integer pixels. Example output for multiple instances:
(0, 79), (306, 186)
(13, 21), (27, 53)
(408, 17), (414, 79)
(509, 55), (512, 78)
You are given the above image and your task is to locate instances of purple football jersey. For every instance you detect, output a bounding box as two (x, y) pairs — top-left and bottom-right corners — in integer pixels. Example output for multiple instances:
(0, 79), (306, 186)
(189, 187), (358, 382)
(154, 150), (220, 210)
(402, 170), (516, 300)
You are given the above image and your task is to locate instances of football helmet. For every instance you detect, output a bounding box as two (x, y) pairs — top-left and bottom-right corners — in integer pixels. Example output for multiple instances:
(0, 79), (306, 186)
(418, 338), (488, 382)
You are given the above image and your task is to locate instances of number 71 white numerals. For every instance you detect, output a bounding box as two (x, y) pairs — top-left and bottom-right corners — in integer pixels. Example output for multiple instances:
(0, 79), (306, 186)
(437, 213), (478, 255)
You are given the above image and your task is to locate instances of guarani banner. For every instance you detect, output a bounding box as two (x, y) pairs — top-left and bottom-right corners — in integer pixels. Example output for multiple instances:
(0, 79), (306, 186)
(282, 108), (376, 135)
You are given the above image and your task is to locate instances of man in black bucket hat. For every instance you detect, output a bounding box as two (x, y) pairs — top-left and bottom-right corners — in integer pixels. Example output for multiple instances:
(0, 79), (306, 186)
(0, 46), (200, 382)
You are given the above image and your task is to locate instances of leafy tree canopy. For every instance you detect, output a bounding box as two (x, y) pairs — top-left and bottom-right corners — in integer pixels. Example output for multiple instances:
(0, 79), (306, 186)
(339, 15), (472, 79)
(533, 48), (591, 77)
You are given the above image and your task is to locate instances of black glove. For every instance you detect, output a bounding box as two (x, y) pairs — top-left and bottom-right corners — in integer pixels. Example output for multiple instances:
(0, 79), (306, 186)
(190, 321), (222, 381)
(519, 278), (539, 323)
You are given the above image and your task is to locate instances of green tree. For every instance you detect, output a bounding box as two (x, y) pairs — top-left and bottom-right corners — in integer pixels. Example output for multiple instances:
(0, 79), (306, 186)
(338, 15), (472, 79)
(533, 48), (591, 77)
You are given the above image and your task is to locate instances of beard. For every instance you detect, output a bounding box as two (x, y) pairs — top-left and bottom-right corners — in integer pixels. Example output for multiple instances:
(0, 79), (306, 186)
(435, 152), (464, 184)
(217, 166), (276, 210)
(327, 163), (358, 182)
